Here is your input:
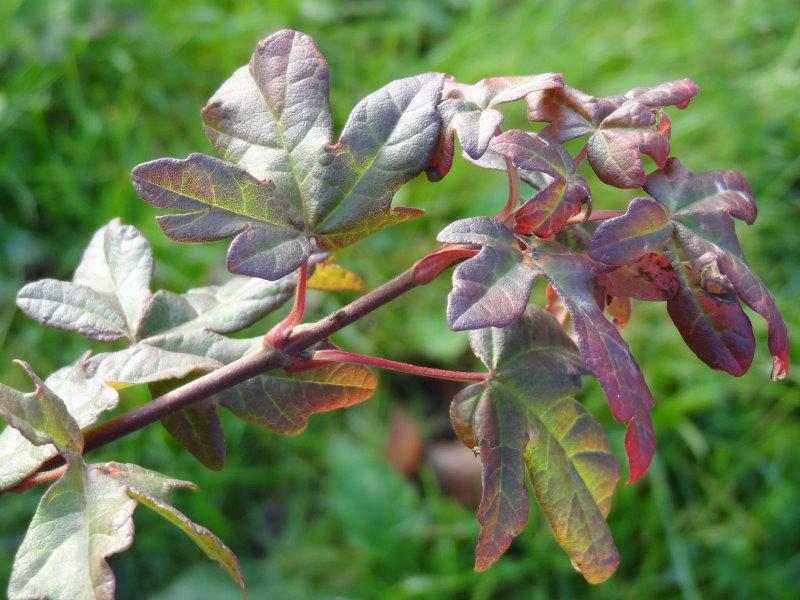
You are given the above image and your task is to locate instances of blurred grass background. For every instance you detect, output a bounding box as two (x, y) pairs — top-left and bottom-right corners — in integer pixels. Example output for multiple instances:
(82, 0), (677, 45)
(1, 0), (799, 598)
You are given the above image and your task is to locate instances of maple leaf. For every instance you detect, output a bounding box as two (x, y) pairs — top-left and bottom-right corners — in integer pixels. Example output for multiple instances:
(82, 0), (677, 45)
(151, 376), (227, 471)
(452, 305), (619, 582)
(588, 158), (789, 379)
(1, 373), (245, 600)
(526, 79), (698, 188)
(0, 361), (84, 455)
(14, 220), (294, 469)
(595, 253), (679, 301)
(489, 129), (591, 236)
(16, 219), (153, 342)
(438, 216), (537, 330)
(0, 360), (117, 491)
(8, 461), (244, 600)
(439, 217), (657, 480)
(133, 29), (444, 280)
(426, 73), (563, 180)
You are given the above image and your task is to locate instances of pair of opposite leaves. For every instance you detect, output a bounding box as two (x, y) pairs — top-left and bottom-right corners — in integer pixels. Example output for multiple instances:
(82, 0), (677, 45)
(131, 28), (696, 283)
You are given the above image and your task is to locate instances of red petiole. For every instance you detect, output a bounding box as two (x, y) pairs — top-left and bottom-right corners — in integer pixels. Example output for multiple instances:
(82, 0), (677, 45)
(306, 349), (488, 383)
(264, 259), (309, 347)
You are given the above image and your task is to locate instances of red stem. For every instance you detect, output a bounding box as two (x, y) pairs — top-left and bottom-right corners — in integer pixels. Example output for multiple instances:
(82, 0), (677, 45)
(289, 260), (308, 326)
(265, 259), (308, 346)
(497, 154), (521, 222)
(8, 465), (67, 493)
(309, 349), (487, 382)
(573, 143), (588, 167)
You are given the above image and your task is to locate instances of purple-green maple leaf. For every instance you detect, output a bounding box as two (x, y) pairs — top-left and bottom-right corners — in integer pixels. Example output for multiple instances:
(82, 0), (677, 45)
(438, 216), (537, 330)
(133, 29), (444, 280)
(530, 240), (656, 482)
(526, 79), (698, 188)
(589, 197), (673, 266)
(151, 376), (226, 471)
(440, 217), (657, 481)
(452, 305), (619, 582)
(589, 158), (789, 379)
(666, 240), (756, 375)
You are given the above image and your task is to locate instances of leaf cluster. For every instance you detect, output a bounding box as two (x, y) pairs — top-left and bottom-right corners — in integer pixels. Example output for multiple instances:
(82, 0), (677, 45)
(0, 28), (789, 595)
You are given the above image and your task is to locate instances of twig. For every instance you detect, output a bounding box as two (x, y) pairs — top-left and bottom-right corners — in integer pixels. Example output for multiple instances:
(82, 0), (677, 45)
(8, 246), (472, 492)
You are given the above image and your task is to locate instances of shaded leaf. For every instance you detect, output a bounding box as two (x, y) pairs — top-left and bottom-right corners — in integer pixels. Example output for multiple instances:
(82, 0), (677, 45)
(0, 361), (117, 491)
(459, 145), (553, 190)
(526, 80), (698, 188)
(134, 30), (444, 279)
(219, 362), (376, 434)
(152, 377), (226, 471)
(134, 333), (261, 469)
(666, 241), (755, 376)
(453, 306), (619, 582)
(605, 295), (632, 329)
(128, 489), (246, 596)
(427, 73), (563, 179)
(595, 252), (678, 301)
(16, 219), (152, 341)
(489, 130), (591, 236)
(716, 250), (789, 380)
(8, 461), (196, 600)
